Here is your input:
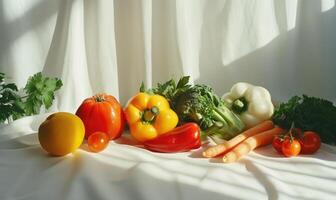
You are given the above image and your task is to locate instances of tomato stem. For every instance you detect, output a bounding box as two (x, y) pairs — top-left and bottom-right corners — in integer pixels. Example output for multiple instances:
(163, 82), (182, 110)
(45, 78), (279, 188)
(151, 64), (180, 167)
(94, 95), (105, 102)
(289, 122), (296, 142)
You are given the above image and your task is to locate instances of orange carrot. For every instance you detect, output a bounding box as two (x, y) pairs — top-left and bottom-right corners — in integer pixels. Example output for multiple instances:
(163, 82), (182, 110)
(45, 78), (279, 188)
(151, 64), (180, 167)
(222, 127), (284, 163)
(202, 120), (274, 158)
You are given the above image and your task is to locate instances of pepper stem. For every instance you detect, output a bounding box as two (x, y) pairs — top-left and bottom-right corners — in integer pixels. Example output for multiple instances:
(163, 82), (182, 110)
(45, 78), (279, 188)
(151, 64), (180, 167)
(142, 106), (160, 123)
(232, 97), (248, 114)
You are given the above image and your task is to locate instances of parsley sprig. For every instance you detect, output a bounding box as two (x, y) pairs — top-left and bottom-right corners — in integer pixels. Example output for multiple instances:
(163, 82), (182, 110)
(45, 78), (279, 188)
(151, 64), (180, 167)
(0, 72), (62, 123)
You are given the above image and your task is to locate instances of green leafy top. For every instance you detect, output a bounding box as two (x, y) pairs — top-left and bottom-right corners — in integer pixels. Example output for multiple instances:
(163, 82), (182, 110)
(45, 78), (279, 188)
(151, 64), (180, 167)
(140, 76), (191, 107)
(0, 72), (63, 123)
(272, 95), (336, 145)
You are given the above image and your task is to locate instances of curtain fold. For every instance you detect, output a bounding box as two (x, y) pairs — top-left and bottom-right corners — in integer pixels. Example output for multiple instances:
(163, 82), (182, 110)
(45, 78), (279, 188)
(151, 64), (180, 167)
(0, 0), (335, 112)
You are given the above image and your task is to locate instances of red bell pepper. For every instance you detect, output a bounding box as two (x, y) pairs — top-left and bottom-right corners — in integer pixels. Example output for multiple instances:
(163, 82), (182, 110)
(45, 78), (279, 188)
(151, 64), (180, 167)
(143, 123), (201, 153)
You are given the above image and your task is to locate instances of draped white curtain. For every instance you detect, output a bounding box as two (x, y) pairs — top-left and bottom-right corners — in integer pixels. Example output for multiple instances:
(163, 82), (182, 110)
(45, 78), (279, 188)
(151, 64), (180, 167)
(1, 0), (336, 113)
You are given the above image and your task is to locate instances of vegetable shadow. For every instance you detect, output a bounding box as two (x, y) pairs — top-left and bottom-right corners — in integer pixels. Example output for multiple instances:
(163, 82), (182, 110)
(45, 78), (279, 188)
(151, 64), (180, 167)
(242, 159), (279, 200)
(188, 141), (211, 158)
(113, 132), (143, 147)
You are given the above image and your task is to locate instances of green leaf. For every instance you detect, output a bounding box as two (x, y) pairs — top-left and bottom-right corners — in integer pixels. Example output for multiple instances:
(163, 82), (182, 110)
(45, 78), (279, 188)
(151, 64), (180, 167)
(0, 89), (19, 102)
(0, 87), (22, 122)
(24, 96), (42, 116)
(1, 83), (18, 91)
(55, 79), (63, 90)
(44, 78), (57, 91)
(140, 82), (146, 92)
(155, 79), (176, 98)
(176, 76), (190, 89)
(23, 72), (62, 115)
(12, 100), (25, 120)
(42, 91), (54, 109)
(0, 72), (5, 84)
(25, 72), (43, 93)
(0, 104), (12, 123)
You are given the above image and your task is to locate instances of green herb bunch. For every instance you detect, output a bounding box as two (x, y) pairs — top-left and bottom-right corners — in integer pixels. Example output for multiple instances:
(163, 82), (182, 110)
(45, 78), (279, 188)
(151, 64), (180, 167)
(0, 72), (62, 123)
(272, 95), (336, 145)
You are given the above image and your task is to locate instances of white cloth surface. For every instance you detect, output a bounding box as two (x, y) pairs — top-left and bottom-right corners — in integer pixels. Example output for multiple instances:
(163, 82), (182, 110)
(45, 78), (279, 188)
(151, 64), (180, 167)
(1, 115), (336, 200)
(1, 0), (336, 200)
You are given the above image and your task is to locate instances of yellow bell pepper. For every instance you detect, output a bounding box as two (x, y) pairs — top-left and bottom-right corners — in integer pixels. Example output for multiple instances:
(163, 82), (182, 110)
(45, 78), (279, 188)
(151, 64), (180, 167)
(124, 92), (178, 142)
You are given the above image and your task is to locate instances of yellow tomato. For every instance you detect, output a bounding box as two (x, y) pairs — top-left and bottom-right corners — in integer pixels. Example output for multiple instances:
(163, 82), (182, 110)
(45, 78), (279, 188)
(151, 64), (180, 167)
(38, 112), (85, 156)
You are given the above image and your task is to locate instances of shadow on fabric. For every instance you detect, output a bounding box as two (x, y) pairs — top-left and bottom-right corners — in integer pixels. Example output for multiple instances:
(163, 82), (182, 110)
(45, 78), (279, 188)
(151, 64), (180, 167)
(0, 0), (59, 76)
(197, 1), (336, 103)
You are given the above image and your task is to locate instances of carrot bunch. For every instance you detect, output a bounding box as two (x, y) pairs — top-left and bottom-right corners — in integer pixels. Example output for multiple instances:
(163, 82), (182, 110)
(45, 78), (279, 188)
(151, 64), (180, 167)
(202, 120), (284, 163)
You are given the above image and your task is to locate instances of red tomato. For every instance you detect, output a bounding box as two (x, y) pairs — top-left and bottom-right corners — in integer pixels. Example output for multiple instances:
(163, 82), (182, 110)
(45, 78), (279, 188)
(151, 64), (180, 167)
(272, 136), (283, 154)
(300, 131), (321, 154)
(88, 132), (109, 153)
(76, 93), (126, 139)
(282, 138), (301, 157)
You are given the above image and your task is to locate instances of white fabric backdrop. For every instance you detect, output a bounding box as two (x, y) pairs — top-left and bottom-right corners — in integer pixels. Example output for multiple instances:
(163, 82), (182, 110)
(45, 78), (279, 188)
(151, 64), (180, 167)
(1, 0), (336, 112)
(1, 1), (336, 200)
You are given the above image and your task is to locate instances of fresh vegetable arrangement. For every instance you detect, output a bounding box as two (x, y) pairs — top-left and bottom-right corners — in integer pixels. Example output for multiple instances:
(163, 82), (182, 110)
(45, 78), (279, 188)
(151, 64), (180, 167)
(0, 72), (62, 123)
(140, 76), (245, 142)
(5, 72), (326, 161)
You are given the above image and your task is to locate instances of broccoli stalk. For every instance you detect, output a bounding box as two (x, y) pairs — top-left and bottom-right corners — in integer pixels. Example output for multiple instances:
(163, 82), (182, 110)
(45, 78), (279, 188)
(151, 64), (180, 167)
(206, 105), (245, 140)
(173, 85), (244, 141)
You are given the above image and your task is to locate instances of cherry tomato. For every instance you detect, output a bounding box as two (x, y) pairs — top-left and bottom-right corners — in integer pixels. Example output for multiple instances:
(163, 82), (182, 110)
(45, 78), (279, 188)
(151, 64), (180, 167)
(282, 138), (301, 157)
(88, 132), (109, 153)
(272, 136), (283, 154)
(299, 131), (321, 154)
